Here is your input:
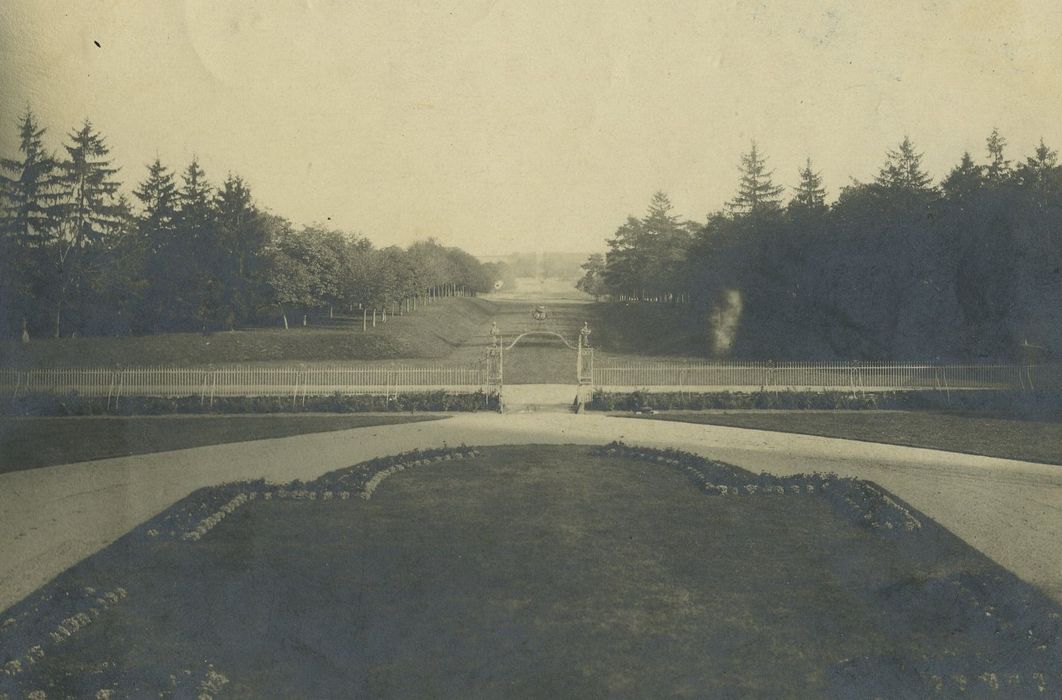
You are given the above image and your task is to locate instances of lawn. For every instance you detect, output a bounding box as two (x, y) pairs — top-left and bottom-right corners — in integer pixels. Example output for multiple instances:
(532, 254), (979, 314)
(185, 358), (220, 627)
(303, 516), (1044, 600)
(626, 410), (1062, 465)
(3, 445), (1059, 697)
(0, 414), (441, 473)
(0, 297), (494, 368)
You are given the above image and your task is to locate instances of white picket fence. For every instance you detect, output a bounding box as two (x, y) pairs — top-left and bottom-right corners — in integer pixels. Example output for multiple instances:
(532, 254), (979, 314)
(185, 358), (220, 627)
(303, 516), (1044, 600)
(592, 361), (1060, 393)
(0, 364), (492, 401)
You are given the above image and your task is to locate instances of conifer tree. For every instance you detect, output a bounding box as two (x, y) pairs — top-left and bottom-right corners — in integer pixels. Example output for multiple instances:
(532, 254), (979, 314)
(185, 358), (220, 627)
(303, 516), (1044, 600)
(985, 128), (1011, 183)
(789, 157), (827, 215)
(728, 142), (784, 216)
(941, 152), (985, 201)
(1015, 138), (1060, 197)
(0, 109), (62, 337)
(874, 136), (935, 194)
(133, 158), (178, 254)
(47, 120), (124, 336)
(0, 108), (62, 248)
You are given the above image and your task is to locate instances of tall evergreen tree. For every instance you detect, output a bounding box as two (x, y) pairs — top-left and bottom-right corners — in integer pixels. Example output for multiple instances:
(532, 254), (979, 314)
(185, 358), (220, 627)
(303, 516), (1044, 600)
(0, 109), (62, 248)
(175, 158), (215, 240)
(173, 158), (222, 328)
(728, 142), (784, 216)
(643, 191), (680, 232)
(1015, 138), (1061, 199)
(941, 152), (985, 201)
(46, 120), (124, 336)
(215, 173), (268, 324)
(132, 158), (179, 331)
(133, 157), (178, 253)
(0, 109), (62, 337)
(874, 136), (935, 194)
(789, 157), (827, 216)
(985, 128), (1011, 183)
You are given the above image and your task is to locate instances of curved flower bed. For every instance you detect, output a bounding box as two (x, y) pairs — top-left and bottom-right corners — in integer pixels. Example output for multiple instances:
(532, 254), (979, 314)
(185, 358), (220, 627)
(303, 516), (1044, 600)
(591, 442), (921, 535)
(355, 449), (482, 500)
(310, 446), (483, 499)
(181, 492), (255, 542)
(0, 586), (127, 682)
(138, 446), (485, 546)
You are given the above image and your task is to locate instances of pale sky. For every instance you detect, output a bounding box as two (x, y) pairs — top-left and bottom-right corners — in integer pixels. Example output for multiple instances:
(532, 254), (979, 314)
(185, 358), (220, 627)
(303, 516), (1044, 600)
(2, 1), (1061, 255)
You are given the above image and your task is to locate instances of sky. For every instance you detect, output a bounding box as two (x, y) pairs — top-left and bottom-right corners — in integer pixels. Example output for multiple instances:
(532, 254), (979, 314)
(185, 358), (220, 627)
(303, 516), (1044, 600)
(2, 0), (1061, 255)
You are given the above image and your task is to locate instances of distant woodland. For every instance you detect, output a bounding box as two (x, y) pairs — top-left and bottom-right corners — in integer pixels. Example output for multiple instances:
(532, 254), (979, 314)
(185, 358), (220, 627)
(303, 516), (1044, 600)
(579, 133), (1062, 360)
(0, 110), (508, 339)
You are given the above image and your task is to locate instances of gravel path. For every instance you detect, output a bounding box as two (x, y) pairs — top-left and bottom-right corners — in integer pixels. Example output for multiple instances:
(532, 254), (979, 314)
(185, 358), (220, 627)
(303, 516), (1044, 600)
(1, 412), (1060, 612)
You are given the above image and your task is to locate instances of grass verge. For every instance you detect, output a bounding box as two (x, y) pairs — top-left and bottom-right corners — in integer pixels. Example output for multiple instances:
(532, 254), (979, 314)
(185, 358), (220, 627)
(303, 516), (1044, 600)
(624, 410), (1062, 465)
(2, 445), (1059, 697)
(0, 414), (441, 473)
(0, 297), (494, 367)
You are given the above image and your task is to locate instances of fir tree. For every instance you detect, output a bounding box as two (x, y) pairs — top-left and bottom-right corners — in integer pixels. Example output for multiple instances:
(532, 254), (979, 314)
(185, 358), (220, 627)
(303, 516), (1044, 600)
(1012, 139), (1062, 207)
(47, 120), (124, 336)
(0, 108), (62, 249)
(874, 136), (935, 194)
(941, 152), (985, 201)
(789, 157), (827, 216)
(133, 157), (178, 254)
(985, 128), (1011, 183)
(175, 158), (215, 240)
(728, 142), (784, 216)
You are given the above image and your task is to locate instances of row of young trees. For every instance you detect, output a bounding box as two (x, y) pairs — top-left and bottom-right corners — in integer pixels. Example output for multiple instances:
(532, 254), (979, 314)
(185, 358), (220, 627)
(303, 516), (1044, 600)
(585, 130), (1062, 360)
(0, 110), (502, 339)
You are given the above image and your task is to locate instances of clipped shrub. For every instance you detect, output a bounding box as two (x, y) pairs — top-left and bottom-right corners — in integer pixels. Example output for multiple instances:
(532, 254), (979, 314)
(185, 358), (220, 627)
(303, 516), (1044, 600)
(3, 390), (500, 416)
(585, 389), (1062, 417)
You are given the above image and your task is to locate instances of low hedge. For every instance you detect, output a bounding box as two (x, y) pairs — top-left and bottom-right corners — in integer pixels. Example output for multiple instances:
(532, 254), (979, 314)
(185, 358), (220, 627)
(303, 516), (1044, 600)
(3, 390), (500, 416)
(586, 389), (1062, 418)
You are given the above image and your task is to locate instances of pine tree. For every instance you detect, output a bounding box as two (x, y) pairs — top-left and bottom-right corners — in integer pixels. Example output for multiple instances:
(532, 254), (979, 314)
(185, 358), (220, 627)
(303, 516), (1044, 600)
(789, 157), (827, 215)
(941, 151), (985, 201)
(176, 158), (215, 240)
(1013, 138), (1062, 207)
(643, 191), (679, 233)
(985, 128), (1011, 183)
(0, 109), (62, 338)
(215, 173), (265, 279)
(58, 120), (124, 248)
(133, 157), (178, 253)
(728, 142), (784, 216)
(0, 108), (62, 248)
(874, 136), (935, 194)
(174, 158), (222, 328)
(47, 120), (124, 336)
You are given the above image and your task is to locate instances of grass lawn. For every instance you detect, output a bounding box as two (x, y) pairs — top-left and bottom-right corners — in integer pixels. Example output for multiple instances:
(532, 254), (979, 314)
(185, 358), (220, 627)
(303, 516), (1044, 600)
(3, 445), (1059, 697)
(625, 410), (1062, 465)
(0, 297), (494, 368)
(0, 414), (441, 473)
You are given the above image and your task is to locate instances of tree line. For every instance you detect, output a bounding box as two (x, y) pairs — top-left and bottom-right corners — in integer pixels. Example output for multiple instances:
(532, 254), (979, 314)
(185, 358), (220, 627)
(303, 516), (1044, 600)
(581, 131), (1062, 360)
(0, 109), (505, 340)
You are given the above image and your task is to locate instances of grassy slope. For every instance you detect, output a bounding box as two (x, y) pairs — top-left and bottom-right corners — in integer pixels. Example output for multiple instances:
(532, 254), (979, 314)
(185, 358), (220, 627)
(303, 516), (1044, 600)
(0, 297), (495, 368)
(4, 445), (1058, 697)
(626, 410), (1062, 465)
(0, 415), (441, 473)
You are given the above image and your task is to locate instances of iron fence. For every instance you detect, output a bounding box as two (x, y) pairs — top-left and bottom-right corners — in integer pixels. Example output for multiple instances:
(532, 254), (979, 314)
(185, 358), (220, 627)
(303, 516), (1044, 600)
(1, 364), (492, 401)
(592, 361), (1061, 392)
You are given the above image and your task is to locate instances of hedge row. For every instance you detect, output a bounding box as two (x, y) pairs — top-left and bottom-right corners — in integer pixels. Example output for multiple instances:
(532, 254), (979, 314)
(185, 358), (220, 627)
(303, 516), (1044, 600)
(2, 391), (500, 416)
(586, 389), (1062, 417)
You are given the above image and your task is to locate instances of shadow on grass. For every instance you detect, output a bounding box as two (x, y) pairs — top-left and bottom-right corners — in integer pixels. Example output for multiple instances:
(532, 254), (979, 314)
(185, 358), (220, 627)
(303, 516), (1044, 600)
(2, 445), (1059, 697)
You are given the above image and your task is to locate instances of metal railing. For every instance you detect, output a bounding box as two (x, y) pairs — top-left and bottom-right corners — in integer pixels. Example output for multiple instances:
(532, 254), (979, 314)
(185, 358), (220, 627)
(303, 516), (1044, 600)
(1, 364), (492, 402)
(592, 361), (1060, 392)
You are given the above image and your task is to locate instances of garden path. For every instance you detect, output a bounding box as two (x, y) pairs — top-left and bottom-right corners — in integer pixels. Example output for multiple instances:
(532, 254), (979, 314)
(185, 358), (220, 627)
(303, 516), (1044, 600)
(1, 412), (1060, 612)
